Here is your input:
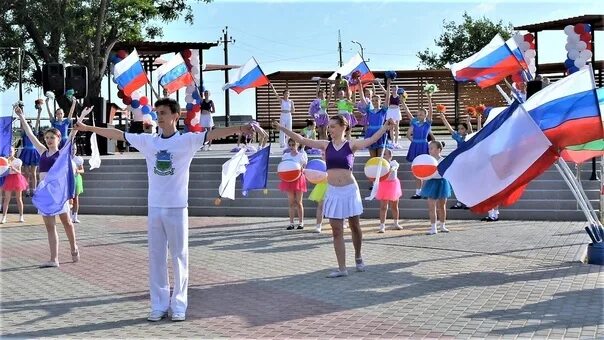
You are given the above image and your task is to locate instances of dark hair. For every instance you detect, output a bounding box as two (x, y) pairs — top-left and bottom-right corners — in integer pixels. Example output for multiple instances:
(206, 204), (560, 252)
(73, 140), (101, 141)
(282, 89), (289, 95)
(305, 119), (314, 127)
(458, 123), (469, 130)
(44, 127), (61, 139)
(430, 140), (443, 150)
(154, 97), (180, 114)
(330, 115), (349, 131)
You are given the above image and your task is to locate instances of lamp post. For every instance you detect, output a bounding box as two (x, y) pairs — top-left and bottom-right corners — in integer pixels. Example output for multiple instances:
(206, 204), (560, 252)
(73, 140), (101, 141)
(351, 40), (369, 61)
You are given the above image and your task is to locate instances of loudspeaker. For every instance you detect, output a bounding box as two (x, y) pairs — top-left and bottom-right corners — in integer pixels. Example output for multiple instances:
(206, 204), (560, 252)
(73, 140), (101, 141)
(65, 65), (88, 98)
(81, 97), (109, 155)
(526, 80), (543, 99)
(42, 63), (65, 95)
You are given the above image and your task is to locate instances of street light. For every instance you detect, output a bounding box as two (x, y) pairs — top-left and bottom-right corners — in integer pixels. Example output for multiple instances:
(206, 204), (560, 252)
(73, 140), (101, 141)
(351, 40), (369, 61)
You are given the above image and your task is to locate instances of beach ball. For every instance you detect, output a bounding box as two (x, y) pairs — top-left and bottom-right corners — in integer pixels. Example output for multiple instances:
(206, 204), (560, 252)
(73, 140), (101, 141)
(411, 154), (438, 180)
(304, 159), (328, 184)
(364, 157), (390, 181)
(11, 158), (22, 168)
(0, 157), (8, 175)
(277, 160), (302, 182)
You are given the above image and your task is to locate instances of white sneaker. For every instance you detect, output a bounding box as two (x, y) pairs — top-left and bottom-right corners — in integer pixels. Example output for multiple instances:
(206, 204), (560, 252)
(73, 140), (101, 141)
(326, 269), (348, 278)
(314, 225), (322, 233)
(171, 312), (186, 321)
(147, 310), (168, 322)
(439, 225), (450, 233)
(73, 216), (80, 223)
(393, 223), (403, 230)
(355, 258), (366, 272)
(378, 224), (385, 233)
(1, 217), (6, 224)
(19, 216), (25, 223)
(427, 227), (437, 235)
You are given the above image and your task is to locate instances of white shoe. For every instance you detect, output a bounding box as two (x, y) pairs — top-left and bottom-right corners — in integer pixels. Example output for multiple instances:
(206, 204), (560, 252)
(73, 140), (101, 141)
(427, 227), (437, 235)
(147, 310), (168, 322)
(355, 258), (366, 272)
(393, 223), (403, 230)
(378, 224), (385, 233)
(326, 269), (348, 278)
(1, 217), (6, 224)
(439, 225), (450, 233)
(171, 312), (186, 322)
(73, 216), (80, 223)
(314, 225), (322, 233)
(19, 216), (25, 223)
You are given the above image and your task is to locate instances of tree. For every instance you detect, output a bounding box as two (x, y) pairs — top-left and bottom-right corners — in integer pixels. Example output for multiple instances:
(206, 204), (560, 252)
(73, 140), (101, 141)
(417, 12), (514, 69)
(0, 0), (211, 102)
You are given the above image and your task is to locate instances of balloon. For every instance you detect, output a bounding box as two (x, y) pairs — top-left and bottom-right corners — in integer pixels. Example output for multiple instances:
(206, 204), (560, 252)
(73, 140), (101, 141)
(117, 50), (128, 59)
(584, 23), (592, 32)
(568, 50), (580, 60)
(513, 34), (524, 45)
(564, 43), (573, 51)
(123, 96), (132, 105)
(131, 99), (140, 109)
(519, 41), (530, 52)
(364, 157), (390, 181)
(139, 96), (149, 106)
(149, 110), (157, 121)
(141, 105), (151, 114)
(304, 159), (328, 184)
(564, 58), (575, 69)
(131, 91), (141, 100)
(117, 90), (124, 99)
(182, 49), (192, 59)
(186, 103), (194, 111)
(563, 25), (575, 35)
(11, 158), (22, 168)
(524, 49), (536, 59)
(580, 32), (591, 42)
(574, 59), (586, 69)
(523, 33), (534, 42)
(411, 154), (438, 180)
(576, 41), (587, 51)
(579, 49), (593, 60)
(142, 114), (153, 123)
(568, 66), (579, 74)
(529, 64), (537, 74)
(567, 33), (580, 43)
(0, 157), (9, 176)
(574, 23), (586, 34)
(277, 160), (302, 182)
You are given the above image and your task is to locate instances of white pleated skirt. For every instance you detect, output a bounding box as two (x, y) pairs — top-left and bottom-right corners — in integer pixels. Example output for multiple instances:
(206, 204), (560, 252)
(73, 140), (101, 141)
(323, 181), (363, 219)
(386, 107), (402, 121)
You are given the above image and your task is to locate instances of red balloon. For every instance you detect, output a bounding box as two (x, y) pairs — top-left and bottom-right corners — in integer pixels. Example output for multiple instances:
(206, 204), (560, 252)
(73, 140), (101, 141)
(574, 23), (586, 34)
(182, 49), (192, 59)
(117, 90), (124, 99)
(117, 50), (128, 59)
(192, 104), (201, 113)
(580, 32), (592, 42)
(139, 96), (149, 106)
(123, 96), (132, 105)
(523, 33), (534, 42)
(529, 42), (535, 50)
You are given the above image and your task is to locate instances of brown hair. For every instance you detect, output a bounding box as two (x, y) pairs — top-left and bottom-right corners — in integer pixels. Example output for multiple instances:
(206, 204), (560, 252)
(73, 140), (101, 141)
(154, 97), (180, 114)
(330, 115), (349, 131)
(44, 128), (61, 139)
(430, 140), (443, 150)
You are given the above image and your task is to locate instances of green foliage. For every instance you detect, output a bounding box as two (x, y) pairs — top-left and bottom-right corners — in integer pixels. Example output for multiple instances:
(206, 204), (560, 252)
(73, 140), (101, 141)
(417, 12), (514, 69)
(0, 0), (211, 96)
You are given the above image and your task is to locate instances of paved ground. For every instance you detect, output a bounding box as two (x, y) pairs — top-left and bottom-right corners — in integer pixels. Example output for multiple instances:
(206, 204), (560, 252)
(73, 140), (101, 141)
(1, 215), (602, 338)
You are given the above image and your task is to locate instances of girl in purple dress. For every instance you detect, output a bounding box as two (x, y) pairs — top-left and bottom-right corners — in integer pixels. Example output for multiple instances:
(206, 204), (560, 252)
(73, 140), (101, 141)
(403, 93), (433, 199)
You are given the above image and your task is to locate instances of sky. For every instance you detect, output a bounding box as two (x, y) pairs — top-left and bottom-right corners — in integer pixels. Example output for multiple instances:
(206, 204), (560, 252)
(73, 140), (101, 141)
(1, 0), (603, 121)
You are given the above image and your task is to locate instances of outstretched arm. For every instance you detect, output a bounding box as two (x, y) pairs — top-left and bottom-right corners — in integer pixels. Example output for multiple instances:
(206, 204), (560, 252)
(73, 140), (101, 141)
(401, 99), (413, 121)
(74, 119), (126, 141)
(466, 114), (474, 133)
(351, 119), (393, 151)
(34, 106), (42, 132)
(426, 93), (434, 122)
(207, 125), (252, 142)
(271, 121), (329, 150)
(439, 111), (455, 134)
(45, 98), (54, 120)
(15, 107), (47, 154)
(66, 99), (76, 120)
(270, 84), (282, 101)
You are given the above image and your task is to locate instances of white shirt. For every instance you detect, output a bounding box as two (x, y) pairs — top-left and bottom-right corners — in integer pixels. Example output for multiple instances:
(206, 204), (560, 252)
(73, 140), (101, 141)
(125, 131), (207, 208)
(281, 99), (293, 113)
(282, 150), (308, 167)
(387, 160), (399, 180)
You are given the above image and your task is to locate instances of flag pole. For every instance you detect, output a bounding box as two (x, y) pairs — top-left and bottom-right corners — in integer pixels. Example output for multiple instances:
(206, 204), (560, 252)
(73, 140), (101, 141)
(147, 79), (160, 99)
(555, 160), (598, 225)
(558, 158), (601, 224)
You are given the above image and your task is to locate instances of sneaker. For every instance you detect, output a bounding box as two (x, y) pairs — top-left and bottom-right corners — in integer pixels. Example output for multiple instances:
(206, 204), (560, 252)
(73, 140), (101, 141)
(439, 225), (450, 233)
(73, 216), (80, 223)
(410, 194), (422, 199)
(378, 224), (385, 233)
(314, 225), (322, 233)
(393, 223), (403, 230)
(296, 224), (304, 230)
(1, 216), (6, 224)
(481, 216), (498, 222)
(355, 258), (366, 272)
(326, 269), (348, 278)
(286, 224), (295, 230)
(171, 312), (186, 322)
(450, 202), (464, 209)
(19, 216), (25, 223)
(72, 249), (80, 263)
(147, 310), (168, 322)
(427, 227), (437, 235)
(40, 261), (59, 268)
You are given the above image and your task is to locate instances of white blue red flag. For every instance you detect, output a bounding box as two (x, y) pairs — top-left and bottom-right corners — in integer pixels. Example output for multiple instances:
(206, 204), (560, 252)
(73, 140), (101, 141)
(113, 49), (148, 96)
(222, 58), (269, 94)
(156, 53), (194, 94)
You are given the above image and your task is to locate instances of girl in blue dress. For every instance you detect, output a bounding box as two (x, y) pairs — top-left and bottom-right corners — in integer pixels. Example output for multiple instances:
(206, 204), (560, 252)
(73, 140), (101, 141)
(403, 93), (434, 199)
(420, 141), (452, 235)
(358, 80), (389, 158)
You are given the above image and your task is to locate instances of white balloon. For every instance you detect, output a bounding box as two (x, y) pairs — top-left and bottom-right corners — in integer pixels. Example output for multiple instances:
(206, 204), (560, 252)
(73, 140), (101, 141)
(524, 49), (536, 59)
(520, 41), (530, 52)
(131, 91), (142, 100)
(568, 50), (580, 60)
(132, 107), (142, 115)
(579, 49), (593, 60)
(574, 58), (586, 68)
(529, 64), (537, 74)
(185, 94), (194, 102)
(513, 33), (524, 44)
(564, 43), (573, 51)
(576, 41), (587, 51)
(567, 33), (580, 43)
(142, 114), (153, 122)
(564, 25), (575, 35)
(190, 66), (199, 74)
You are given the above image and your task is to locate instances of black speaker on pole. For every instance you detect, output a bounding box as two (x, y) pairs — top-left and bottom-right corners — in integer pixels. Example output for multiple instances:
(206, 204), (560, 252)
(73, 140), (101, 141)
(42, 63), (65, 95)
(65, 65), (88, 99)
(82, 97), (109, 155)
(526, 80), (543, 99)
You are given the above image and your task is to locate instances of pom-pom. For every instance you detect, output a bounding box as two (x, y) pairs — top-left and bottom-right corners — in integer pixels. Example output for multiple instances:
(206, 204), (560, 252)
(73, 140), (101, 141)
(214, 198), (222, 206)
(308, 99), (321, 115)
(475, 104), (486, 115)
(263, 189), (268, 194)
(436, 104), (447, 113)
(466, 106), (477, 117)
(45, 91), (55, 99)
(385, 71), (397, 80)
(424, 83), (438, 94)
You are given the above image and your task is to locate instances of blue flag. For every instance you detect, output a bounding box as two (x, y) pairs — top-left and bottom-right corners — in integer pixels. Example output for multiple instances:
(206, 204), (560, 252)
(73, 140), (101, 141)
(241, 145), (270, 196)
(33, 142), (75, 215)
(0, 111), (13, 187)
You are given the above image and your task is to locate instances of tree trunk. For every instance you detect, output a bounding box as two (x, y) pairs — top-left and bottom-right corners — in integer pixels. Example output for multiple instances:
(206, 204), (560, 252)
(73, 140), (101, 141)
(88, 75), (103, 99)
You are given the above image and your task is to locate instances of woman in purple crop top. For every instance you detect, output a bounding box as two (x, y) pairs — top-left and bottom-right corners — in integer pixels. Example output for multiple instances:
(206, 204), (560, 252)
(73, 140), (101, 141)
(16, 106), (81, 268)
(273, 115), (392, 278)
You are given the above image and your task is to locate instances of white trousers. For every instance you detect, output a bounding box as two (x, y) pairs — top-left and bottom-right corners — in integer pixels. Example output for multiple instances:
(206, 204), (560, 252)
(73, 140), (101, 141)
(148, 207), (189, 314)
(279, 112), (292, 146)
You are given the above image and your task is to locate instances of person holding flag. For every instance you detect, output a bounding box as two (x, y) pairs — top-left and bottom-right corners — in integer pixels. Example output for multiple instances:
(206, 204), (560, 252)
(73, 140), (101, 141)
(74, 97), (253, 322)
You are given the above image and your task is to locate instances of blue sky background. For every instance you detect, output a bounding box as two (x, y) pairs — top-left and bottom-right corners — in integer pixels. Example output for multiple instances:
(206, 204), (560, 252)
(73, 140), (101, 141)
(1, 0), (603, 121)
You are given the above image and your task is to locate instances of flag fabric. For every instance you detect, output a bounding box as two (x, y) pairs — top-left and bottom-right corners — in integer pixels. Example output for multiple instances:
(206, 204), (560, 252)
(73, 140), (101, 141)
(156, 53), (194, 94)
(113, 49), (148, 96)
(89, 132), (101, 170)
(450, 34), (528, 88)
(438, 101), (558, 213)
(32, 142), (75, 215)
(0, 109), (12, 157)
(222, 58), (269, 94)
(218, 149), (249, 200)
(522, 67), (602, 149)
(241, 146), (270, 196)
(329, 53), (374, 89)
(561, 139), (604, 163)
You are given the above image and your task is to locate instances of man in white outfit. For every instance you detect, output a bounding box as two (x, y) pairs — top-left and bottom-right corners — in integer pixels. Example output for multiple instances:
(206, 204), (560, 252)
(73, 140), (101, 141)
(75, 98), (252, 322)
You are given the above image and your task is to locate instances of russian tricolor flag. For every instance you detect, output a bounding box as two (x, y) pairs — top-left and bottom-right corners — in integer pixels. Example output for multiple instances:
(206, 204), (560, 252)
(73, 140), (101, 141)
(113, 49), (148, 96)
(329, 53), (375, 89)
(450, 34), (528, 88)
(223, 58), (269, 94)
(156, 53), (194, 94)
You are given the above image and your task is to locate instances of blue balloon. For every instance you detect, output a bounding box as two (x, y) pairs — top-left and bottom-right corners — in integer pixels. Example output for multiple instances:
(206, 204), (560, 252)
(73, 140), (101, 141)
(186, 103), (194, 111)
(131, 99), (140, 109)
(141, 105), (151, 114)
(584, 23), (592, 32)
(149, 110), (157, 120)
(564, 58), (574, 69)
(569, 66), (580, 74)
